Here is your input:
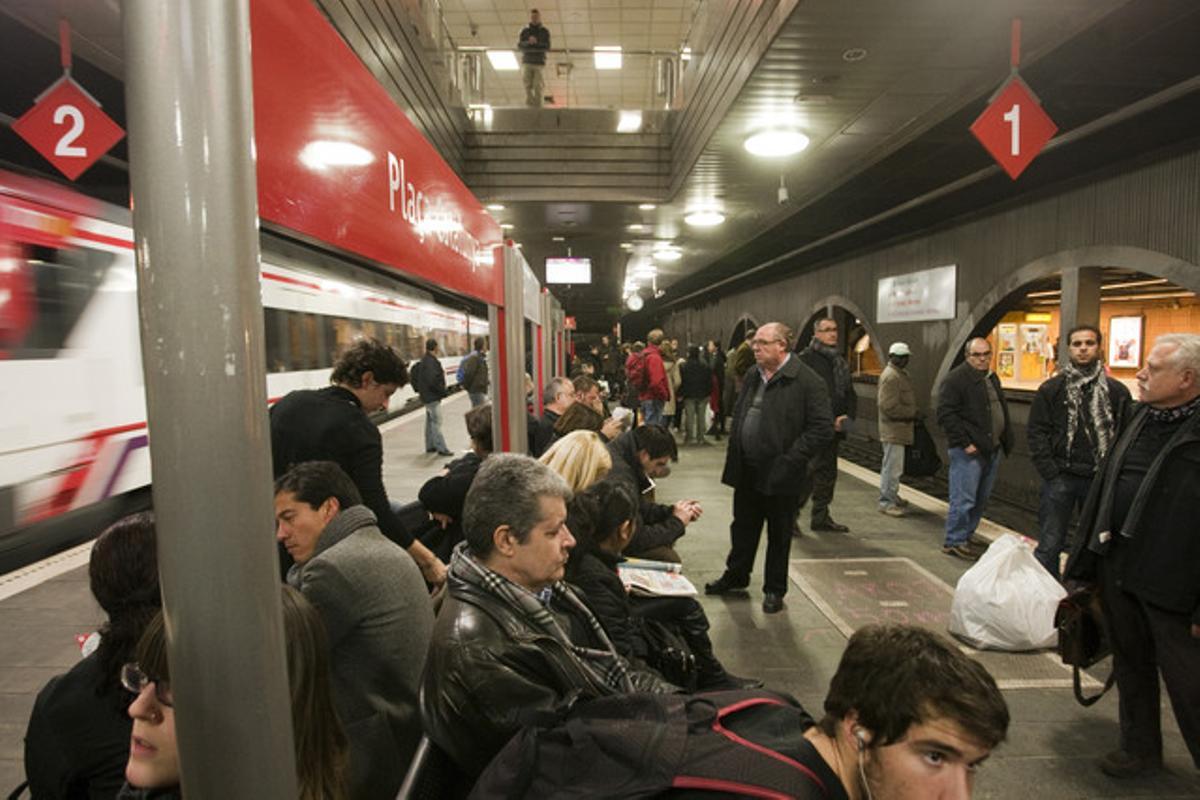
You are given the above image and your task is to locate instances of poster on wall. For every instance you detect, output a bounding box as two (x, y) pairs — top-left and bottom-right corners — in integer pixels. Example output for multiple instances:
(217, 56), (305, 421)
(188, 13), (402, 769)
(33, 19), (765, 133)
(997, 351), (1015, 379)
(876, 265), (957, 322)
(1109, 316), (1143, 368)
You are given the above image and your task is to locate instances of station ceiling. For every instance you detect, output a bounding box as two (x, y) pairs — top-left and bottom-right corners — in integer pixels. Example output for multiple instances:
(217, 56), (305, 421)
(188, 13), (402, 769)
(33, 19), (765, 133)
(3, 1), (1200, 335)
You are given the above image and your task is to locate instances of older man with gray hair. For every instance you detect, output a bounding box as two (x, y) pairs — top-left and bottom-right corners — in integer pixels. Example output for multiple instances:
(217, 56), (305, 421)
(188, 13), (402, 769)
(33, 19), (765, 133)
(1066, 333), (1200, 779)
(421, 454), (674, 777)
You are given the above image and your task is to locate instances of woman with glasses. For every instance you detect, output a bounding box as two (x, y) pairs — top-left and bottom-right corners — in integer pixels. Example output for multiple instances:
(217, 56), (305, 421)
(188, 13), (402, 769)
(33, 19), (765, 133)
(119, 586), (347, 799)
(24, 512), (161, 799)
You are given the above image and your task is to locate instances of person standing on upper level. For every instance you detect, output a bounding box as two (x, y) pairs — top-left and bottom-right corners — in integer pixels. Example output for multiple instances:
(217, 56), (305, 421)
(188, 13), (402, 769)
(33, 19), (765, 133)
(517, 9), (550, 107)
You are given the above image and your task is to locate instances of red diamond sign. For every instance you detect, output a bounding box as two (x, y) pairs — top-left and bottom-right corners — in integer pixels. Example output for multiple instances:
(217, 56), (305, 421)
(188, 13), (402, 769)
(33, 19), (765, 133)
(969, 76), (1057, 180)
(11, 78), (125, 181)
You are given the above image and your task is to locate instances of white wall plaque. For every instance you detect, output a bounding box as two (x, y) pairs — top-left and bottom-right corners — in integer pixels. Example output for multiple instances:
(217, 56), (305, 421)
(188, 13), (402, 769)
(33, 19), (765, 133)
(877, 265), (957, 323)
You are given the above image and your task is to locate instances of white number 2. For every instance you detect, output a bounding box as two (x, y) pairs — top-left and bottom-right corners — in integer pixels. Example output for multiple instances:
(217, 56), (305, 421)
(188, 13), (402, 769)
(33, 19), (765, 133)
(1002, 103), (1020, 156)
(53, 105), (87, 158)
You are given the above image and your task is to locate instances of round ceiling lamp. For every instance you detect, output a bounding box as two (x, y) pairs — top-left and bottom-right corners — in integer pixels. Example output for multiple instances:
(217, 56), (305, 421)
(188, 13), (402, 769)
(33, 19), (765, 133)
(653, 248), (682, 262)
(743, 129), (810, 158)
(684, 209), (725, 227)
(626, 294), (645, 311)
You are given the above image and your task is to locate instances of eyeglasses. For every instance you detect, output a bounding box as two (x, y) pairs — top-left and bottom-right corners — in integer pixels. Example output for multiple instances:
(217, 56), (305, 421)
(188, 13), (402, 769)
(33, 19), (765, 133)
(816, 327), (838, 334)
(967, 351), (992, 358)
(751, 338), (784, 347)
(121, 662), (174, 707)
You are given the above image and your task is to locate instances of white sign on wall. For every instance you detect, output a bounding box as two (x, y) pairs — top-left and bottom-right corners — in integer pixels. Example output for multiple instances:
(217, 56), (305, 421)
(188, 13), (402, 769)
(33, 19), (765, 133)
(877, 265), (957, 323)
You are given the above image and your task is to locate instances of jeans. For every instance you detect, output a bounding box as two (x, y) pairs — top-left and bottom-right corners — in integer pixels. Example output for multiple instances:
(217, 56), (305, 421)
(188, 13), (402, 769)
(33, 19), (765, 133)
(641, 399), (665, 426)
(467, 391), (488, 408)
(879, 441), (905, 508)
(424, 400), (449, 453)
(1034, 473), (1092, 577)
(682, 398), (706, 443)
(943, 447), (1001, 547)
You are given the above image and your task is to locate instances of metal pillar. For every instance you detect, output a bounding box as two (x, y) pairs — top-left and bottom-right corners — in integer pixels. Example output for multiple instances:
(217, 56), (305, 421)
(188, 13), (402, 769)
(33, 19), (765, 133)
(540, 291), (554, 393)
(122, 2), (297, 797)
(1058, 266), (1103, 366)
(501, 245), (528, 452)
(487, 303), (505, 450)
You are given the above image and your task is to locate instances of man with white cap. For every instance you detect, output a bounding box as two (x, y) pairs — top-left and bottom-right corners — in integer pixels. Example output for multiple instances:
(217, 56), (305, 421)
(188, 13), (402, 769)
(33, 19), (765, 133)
(877, 342), (917, 516)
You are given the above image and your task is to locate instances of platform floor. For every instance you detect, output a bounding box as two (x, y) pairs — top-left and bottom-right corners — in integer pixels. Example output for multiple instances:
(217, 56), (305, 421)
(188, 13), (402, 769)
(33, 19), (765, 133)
(0, 391), (1195, 797)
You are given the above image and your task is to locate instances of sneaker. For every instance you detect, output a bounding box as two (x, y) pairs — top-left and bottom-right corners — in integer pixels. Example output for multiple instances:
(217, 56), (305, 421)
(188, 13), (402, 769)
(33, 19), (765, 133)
(436, 449), (455, 457)
(879, 505), (906, 517)
(811, 519), (849, 533)
(894, 497), (910, 508)
(704, 575), (749, 596)
(762, 592), (784, 614)
(942, 544), (979, 561)
(1099, 750), (1162, 779)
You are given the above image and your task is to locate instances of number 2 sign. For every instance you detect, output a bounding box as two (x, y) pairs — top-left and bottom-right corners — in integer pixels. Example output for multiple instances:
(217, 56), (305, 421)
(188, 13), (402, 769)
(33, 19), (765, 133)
(969, 76), (1057, 180)
(12, 78), (125, 181)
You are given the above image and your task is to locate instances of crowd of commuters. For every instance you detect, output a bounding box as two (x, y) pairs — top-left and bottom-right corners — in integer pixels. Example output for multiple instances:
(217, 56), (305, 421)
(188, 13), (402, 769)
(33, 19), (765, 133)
(20, 325), (1200, 796)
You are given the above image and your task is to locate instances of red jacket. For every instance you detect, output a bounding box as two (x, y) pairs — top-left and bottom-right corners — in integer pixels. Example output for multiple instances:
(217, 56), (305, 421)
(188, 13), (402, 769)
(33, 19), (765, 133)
(635, 344), (669, 402)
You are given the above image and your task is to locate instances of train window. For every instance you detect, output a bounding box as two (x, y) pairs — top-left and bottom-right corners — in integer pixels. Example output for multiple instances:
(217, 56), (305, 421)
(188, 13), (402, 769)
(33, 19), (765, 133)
(288, 312), (321, 370)
(264, 308), (290, 373)
(0, 245), (114, 359)
(400, 324), (422, 360)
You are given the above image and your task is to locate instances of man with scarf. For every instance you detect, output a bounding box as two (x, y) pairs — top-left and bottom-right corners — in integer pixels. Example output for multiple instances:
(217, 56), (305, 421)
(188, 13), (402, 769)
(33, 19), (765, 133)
(1027, 325), (1131, 577)
(421, 454), (675, 778)
(798, 317), (858, 532)
(1065, 333), (1200, 779)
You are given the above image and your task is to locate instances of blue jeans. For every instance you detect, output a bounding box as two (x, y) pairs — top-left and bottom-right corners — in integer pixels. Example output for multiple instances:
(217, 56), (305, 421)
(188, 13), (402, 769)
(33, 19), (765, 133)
(467, 391), (488, 408)
(879, 441), (905, 508)
(424, 400), (449, 453)
(944, 447), (1001, 547)
(1034, 473), (1092, 577)
(641, 399), (665, 426)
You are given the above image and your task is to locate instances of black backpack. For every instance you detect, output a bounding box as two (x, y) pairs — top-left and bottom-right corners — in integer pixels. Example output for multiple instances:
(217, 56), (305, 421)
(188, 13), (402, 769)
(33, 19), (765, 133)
(903, 419), (942, 478)
(469, 690), (837, 799)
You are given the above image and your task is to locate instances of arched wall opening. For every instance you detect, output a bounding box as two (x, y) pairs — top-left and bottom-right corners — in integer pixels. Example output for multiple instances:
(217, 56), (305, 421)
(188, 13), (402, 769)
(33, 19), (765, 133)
(795, 296), (886, 376)
(727, 315), (759, 351)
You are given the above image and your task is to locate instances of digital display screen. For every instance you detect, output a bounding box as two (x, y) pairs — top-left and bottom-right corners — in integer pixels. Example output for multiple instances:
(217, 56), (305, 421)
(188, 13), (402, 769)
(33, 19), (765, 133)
(545, 258), (592, 284)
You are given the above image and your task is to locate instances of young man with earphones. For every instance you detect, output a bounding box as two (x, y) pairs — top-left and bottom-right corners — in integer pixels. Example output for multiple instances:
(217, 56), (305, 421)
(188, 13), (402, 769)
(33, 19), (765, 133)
(802, 625), (1010, 799)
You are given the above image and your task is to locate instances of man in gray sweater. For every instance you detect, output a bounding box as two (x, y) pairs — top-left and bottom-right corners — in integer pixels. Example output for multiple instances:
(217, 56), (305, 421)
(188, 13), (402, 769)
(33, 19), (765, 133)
(275, 461), (434, 800)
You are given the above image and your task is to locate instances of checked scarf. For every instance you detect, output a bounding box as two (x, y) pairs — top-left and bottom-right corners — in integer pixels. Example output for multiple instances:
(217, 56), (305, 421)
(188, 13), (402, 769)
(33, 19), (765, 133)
(1061, 360), (1114, 462)
(805, 339), (852, 402)
(1147, 391), (1200, 423)
(449, 542), (634, 692)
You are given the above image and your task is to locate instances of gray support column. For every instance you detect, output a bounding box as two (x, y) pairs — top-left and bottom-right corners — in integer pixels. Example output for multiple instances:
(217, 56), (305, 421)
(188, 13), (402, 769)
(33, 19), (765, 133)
(1058, 266), (1103, 365)
(122, 2), (297, 798)
(487, 303), (504, 449)
(540, 292), (554, 385)
(502, 246), (528, 452)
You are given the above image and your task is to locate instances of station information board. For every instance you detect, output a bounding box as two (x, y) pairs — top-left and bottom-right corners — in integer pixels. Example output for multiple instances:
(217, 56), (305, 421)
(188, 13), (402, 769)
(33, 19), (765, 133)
(250, 0), (503, 306)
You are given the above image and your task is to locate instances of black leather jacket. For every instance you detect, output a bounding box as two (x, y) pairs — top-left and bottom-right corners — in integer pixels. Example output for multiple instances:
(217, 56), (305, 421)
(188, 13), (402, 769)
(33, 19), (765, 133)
(421, 574), (675, 777)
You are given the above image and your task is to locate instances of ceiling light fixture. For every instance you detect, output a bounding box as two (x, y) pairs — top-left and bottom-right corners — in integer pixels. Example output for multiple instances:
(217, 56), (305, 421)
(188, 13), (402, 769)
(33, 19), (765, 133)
(627, 223), (645, 231)
(617, 110), (642, 133)
(653, 248), (682, 262)
(500, 223), (514, 230)
(551, 235), (566, 242)
(486, 203), (505, 211)
(684, 209), (725, 227)
(744, 130), (810, 158)
(486, 50), (520, 70)
(626, 294), (644, 311)
(680, 47), (692, 62)
(638, 203), (657, 210)
(594, 46), (623, 70)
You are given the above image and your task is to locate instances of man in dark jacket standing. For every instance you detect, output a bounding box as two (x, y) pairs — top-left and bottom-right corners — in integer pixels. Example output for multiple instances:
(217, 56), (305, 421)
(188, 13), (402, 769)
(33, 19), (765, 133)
(798, 317), (858, 532)
(460, 337), (489, 407)
(421, 455), (674, 778)
(606, 425), (701, 561)
(1065, 334), (1200, 779)
(275, 461), (434, 800)
(415, 338), (453, 456)
(936, 337), (1013, 560)
(1027, 324), (1131, 577)
(270, 338), (446, 586)
(705, 322), (834, 613)
(517, 9), (550, 107)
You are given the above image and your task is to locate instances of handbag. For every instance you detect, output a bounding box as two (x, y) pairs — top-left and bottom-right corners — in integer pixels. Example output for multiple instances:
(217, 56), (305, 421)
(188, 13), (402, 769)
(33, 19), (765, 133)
(1054, 585), (1115, 706)
(903, 419), (942, 477)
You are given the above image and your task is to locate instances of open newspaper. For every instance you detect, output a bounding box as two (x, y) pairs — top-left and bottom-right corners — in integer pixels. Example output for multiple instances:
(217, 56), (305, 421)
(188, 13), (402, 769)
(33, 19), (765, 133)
(617, 558), (698, 597)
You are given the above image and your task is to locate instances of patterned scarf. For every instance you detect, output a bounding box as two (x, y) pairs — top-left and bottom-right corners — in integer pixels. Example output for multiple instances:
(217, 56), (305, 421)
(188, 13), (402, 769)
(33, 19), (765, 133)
(1146, 391), (1200, 422)
(804, 339), (851, 400)
(1061, 360), (1114, 461)
(449, 542), (633, 692)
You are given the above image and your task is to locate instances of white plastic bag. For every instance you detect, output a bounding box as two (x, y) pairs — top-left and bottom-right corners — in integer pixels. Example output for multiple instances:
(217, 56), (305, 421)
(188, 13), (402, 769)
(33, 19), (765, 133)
(948, 533), (1067, 651)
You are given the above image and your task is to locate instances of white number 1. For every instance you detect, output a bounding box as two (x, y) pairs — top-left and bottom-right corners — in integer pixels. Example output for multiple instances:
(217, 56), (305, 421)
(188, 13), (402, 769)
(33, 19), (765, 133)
(53, 105), (87, 158)
(1002, 103), (1020, 156)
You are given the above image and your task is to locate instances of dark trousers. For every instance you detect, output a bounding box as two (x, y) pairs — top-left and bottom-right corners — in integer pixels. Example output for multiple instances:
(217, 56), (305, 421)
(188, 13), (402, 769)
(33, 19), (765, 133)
(726, 473), (802, 596)
(1034, 473), (1092, 577)
(1101, 558), (1200, 767)
(809, 438), (840, 523)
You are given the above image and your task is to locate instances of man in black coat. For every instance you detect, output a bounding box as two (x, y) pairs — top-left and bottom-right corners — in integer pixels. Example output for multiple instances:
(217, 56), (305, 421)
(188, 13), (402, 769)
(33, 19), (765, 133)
(531, 376), (574, 457)
(798, 317), (858, 532)
(1027, 324), (1132, 577)
(414, 338), (453, 456)
(705, 322), (834, 613)
(606, 425), (701, 561)
(270, 338), (446, 586)
(935, 337), (1013, 561)
(1065, 334), (1200, 779)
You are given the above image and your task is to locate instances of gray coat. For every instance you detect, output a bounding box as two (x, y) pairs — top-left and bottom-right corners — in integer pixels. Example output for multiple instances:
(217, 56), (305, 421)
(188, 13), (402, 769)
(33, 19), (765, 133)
(288, 505), (434, 800)
(877, 363), (917, 445)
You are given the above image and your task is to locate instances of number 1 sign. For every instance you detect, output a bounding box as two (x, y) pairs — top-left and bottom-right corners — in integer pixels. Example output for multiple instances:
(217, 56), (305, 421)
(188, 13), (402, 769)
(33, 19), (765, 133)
(12, 77), (125, 181)
(969, 76), (1057, 180)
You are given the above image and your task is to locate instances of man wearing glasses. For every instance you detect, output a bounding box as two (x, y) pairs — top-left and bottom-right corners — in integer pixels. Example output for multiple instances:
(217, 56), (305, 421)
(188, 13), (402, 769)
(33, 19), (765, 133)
(936, 337), (1013, 560)
(706, 322), (834, 613)
(798, 317), (858, 532)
